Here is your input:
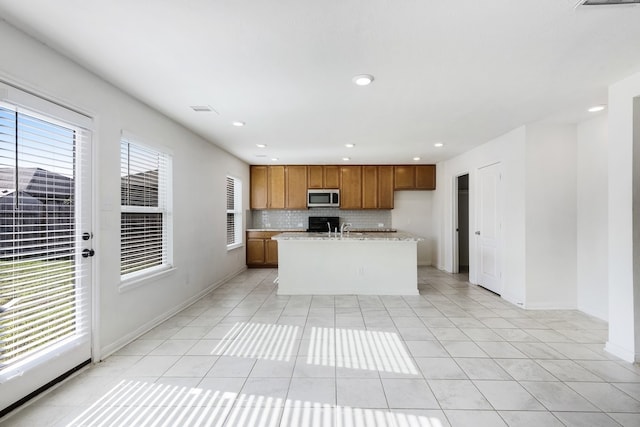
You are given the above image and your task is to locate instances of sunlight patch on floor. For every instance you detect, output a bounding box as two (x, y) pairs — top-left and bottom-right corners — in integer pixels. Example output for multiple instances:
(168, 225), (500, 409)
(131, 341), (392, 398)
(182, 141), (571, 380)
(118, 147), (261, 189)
(211, 322), (300, 362)
(308, 327), (418, 375)
(68, 379), (445, 427)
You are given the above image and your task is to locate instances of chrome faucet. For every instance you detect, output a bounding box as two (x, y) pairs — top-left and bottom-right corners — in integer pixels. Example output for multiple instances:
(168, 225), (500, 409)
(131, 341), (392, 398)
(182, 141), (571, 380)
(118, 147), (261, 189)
(327, 222), (331, 236)
(340, 222), (352, 237)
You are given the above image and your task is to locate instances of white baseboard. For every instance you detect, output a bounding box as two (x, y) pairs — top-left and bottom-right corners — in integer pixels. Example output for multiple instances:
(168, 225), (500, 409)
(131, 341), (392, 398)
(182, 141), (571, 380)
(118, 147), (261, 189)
(99, 266), (247, 360)
(605, 340), (638, 363)
(500, 292), (526, 309)
(521, 302), (577, 310)
(576, 304), (608, 322)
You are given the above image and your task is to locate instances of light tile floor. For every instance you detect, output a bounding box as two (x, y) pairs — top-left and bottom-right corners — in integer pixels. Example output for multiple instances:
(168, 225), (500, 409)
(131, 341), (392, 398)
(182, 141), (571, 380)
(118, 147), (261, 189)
(2, 267), (640, 426)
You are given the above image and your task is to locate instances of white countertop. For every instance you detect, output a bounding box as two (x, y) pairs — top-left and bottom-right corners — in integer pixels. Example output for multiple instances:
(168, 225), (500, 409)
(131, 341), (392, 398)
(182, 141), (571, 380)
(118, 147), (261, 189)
(246, 228), (306, 232)
(272, 231), (422, 241)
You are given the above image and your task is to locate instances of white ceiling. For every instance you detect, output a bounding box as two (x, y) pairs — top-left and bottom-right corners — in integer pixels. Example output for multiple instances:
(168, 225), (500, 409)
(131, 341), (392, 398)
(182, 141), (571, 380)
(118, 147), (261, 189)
(0, 0), (639, 165)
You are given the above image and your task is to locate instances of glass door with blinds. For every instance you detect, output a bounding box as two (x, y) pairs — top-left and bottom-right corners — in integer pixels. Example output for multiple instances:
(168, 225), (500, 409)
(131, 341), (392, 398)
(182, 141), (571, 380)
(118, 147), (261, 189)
(0, 85), (93, 414)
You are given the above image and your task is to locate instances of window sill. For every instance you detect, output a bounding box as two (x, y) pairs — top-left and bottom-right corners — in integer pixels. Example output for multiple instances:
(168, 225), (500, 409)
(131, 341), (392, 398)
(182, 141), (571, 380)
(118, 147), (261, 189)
(227, 243), (244, 251)
(119, 266), (177, 293)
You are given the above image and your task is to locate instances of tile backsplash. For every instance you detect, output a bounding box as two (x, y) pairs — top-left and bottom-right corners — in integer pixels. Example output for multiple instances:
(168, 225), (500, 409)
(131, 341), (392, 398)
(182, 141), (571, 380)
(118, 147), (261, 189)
(251, 209), (392, 230)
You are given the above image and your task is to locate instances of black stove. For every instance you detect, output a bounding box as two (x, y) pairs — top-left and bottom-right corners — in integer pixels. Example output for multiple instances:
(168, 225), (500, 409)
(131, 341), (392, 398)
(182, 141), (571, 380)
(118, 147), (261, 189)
(307, 216), (339, 232)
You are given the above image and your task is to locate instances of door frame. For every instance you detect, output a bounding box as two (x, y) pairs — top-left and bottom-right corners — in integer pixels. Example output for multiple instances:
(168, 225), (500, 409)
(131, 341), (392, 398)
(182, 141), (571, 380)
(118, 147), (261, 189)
(452, 172), (470, 274)
(90, 125), (100, 363)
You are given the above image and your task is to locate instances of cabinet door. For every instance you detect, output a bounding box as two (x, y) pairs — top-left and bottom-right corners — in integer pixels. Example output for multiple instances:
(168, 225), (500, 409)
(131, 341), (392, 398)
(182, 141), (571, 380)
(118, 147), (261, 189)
(362, 166), (378, 209)
(340, 166), (362, 209)
(378, 166), (395, 209)
(307, 166), (324, 189)
(268, 165), (286, 209)
(246, 239), (266, 265)
(250, 166), (268, 209)
(415, 165), (436, 190)
(265, 239), (279, 265)
(394, 165), (416, 190)
(323, 166), (340, 188)
(286, 166), (308, 209)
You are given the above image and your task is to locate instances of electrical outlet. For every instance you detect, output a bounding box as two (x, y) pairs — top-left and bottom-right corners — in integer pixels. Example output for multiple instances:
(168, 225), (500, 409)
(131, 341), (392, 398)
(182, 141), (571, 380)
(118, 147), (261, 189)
(378, 223), (384, 228)
(297, 222), (303, 227)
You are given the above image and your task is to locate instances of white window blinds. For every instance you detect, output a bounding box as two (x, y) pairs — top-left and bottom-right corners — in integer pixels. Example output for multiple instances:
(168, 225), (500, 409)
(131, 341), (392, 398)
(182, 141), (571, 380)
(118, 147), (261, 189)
(0, 103), (88, 367)
(226, 176), (242, 248)
(120, 135), (172, 279)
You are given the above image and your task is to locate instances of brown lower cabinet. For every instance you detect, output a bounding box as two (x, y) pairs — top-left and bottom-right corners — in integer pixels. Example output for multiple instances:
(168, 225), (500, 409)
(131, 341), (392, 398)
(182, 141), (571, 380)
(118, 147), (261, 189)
(246, 231), (280, 267)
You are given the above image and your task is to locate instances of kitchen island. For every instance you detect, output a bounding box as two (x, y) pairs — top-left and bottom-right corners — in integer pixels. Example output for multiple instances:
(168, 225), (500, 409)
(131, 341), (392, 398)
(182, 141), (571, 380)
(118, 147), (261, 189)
(272, 231), (423, 295)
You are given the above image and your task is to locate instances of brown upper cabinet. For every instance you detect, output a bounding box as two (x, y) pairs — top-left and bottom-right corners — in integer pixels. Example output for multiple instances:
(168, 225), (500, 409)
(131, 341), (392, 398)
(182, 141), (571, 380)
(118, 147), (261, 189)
(339, 166), (362, 209)
(324, 166), (340, 188)
(268, 165), (286, 209)
(394, 165), (436, 190)
(378, 166), (395, 209)
(307, 165), (340, 189)
(285, 165), (308, 209)
(362, 166), (378, 209)
(250, 165), (308, 209)
(415, 165), (436, 189)
(250, 165), (268, 209)
(362, 166), (394, 209)
(252, 164), (434, 210)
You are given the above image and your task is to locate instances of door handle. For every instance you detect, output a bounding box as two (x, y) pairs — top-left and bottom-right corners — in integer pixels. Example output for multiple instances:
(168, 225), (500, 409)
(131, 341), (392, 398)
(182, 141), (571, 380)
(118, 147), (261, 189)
(82, 232), (93, 241)
(82, 249), (95, 258)
(475, 231), (481, 235)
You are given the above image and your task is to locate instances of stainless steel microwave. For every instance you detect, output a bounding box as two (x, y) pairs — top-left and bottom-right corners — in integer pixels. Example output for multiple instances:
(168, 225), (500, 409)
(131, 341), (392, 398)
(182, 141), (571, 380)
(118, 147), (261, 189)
(307, 189), (340, 208)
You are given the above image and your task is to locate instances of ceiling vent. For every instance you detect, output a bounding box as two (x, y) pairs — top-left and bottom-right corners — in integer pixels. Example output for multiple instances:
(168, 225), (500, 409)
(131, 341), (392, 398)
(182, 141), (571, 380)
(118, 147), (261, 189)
(577, 0), (640, 6)
(190, 105), (218, 113)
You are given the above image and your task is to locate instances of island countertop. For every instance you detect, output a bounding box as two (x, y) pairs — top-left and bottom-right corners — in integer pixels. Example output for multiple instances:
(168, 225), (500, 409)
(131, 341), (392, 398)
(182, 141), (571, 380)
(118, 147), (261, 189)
(272, 231), (423, 241)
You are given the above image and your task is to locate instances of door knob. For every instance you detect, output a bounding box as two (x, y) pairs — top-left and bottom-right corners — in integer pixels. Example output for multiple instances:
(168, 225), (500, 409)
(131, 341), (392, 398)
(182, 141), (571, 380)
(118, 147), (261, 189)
(475, 231), (481, 235)
(82, 249), (95, 258)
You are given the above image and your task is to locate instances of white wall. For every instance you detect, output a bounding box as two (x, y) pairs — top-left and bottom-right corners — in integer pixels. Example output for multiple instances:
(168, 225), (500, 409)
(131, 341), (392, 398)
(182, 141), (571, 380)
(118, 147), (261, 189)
(435, 123), (583, 310)
(524, 124), (577, 309)
(434, 126), (527, 307)
(0, 22), (250, 359)
(607, 70), (640, 362)
(577, 115), (608, 320)
(392, 191), (434, 266)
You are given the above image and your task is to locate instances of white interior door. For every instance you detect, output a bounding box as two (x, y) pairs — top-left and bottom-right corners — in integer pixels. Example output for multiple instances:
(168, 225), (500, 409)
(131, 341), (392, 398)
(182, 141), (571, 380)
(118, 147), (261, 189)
(0, 86), (93, 414)
(476, 162), (501, 294)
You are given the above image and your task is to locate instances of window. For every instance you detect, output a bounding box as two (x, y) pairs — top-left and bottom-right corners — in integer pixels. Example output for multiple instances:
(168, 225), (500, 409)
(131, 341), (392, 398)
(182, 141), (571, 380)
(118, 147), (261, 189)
(226, 176), (242, 249)
(120, 134), (172, 280)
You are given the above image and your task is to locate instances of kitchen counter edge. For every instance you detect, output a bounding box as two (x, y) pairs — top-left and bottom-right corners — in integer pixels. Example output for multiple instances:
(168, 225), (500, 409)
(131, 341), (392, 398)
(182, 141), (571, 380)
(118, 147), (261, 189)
(272, 231), (423, 242)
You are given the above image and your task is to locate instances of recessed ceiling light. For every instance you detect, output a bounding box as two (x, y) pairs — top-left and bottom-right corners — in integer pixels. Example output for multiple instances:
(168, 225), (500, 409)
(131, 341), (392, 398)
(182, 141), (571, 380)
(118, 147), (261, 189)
(232, 121), (245, 127)
(588, 105), (606, 113)
(271, 157), (279, 161)
(342, 157), (351, 161)
(352, 74), (374, 86)
(256, 144), (267, 148)
(413, 157), (421, 161)
(434, 142), (444, 148)
(345, 143), (355, 148)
